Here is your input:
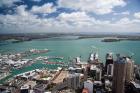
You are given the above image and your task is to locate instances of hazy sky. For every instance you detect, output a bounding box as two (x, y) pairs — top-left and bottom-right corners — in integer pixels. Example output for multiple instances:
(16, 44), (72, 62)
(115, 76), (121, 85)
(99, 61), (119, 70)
(0, 0), (140, 33)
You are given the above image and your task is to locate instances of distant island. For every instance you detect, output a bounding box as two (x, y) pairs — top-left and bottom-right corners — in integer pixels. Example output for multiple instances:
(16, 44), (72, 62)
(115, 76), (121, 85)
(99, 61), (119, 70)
(101, 37), (140, 42)
(101, 38), (121, 42)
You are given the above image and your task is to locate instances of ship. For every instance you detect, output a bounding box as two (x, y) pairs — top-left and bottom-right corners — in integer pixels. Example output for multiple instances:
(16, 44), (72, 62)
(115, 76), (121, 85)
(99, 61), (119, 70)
(88, 52), (99, 64)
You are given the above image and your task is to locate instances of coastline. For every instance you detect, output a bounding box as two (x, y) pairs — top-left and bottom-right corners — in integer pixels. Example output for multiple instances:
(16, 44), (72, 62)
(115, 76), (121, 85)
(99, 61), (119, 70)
(0, 33), (140, 43)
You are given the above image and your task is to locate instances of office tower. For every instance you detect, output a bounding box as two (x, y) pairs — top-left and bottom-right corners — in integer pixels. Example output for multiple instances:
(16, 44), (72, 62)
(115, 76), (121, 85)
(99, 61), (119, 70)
(113, 56), (126, 93)
(125, 57), (134, 82)
(107, 64), (114, 77)
(105, 53), (113, 73)
(96, 68), (102, 81)
(67, 73), (80, 90)
(83, 66), (88, 80)
(90, 65), (102, 81)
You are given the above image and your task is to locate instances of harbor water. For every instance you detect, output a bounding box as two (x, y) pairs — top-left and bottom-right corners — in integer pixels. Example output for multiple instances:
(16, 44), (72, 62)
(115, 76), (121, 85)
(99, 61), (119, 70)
(0, 37), (140, 82)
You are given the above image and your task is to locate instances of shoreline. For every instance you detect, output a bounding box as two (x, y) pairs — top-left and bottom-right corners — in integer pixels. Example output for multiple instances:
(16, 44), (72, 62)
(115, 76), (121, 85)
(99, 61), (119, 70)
(0, 33), (140, 43)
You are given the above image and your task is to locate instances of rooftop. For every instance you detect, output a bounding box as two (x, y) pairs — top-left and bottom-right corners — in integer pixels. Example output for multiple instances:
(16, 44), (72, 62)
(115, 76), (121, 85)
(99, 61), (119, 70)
(53, 71), (68, 84)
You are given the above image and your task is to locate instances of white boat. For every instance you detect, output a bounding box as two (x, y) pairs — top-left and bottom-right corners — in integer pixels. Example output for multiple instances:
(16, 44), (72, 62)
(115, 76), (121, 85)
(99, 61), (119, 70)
(88, 52), (99, 63)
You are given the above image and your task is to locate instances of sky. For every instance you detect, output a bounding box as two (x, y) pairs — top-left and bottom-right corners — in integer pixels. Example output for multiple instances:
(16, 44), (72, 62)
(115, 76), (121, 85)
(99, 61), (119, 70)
(0, 0), (140, 34)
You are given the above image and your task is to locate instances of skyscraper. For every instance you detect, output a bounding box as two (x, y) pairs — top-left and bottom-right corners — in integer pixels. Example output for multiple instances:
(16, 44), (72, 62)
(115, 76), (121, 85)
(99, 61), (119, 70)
(113, 56), (126, 93)
(90, 65), (102, 81)
(107, 64), (114, 77)
(125, 57), (134, 82)
(67, 73), (80, 90)
(105, 53), (113, 73)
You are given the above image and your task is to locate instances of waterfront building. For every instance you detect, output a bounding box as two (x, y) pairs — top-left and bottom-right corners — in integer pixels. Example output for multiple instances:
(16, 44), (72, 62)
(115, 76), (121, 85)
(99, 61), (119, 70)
(113, 56), (126, 93)
(105, 53), (113, 73)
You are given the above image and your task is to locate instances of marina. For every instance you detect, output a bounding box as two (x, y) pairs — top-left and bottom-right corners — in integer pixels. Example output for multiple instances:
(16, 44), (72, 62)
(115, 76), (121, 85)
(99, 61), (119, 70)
(0, 48), (64, 84)
(0, 37), (140, 93)
(0, 38), (139, 93)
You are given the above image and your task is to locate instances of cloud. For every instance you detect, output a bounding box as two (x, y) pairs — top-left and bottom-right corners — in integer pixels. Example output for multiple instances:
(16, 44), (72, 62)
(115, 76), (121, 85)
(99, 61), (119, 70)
(113, 11), (130, 15)
(31, 0), (41, 2)
(58, 0), (126, 15)
(16, 5), (29, 16)
(134, 12), (140, 19)
(56, 12), (94, 27)
(0, 4), (140, 33)
(31, 3), (56, 14)
(116, 17), (132, 24)
(0, 0), (21, 7)
(0, 5), (41, 33)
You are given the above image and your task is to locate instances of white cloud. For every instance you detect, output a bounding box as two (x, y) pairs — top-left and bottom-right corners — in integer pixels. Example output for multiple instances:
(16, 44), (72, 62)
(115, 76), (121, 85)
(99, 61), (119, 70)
(0, 0), (21, 7)
(58, 0), (126, 15)
(57, 12), (94, 27)
(0, 5), (41, 33)
(116, 17), (132, 24)
(134, 12), (140, 19)
(16, 5), (29, 16)
(56, 12), (112, 29)
(31, 3), (56, 14)
(113, 11), (130, 15)
(109, 17), (140, 32)
(0, 4), (140, 33)
(31, 0), (41, 2)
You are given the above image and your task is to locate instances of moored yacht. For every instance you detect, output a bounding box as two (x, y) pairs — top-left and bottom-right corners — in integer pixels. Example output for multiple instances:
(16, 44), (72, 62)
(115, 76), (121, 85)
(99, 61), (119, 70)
(88, 52), (99, 64)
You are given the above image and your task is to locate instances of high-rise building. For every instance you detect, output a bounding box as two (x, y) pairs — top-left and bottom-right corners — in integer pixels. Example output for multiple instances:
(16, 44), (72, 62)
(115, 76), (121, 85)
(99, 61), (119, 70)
(96, 68), (102, 81)
(125, 57), (134, 82)
(105, 53), (113, 73)
(113, 56), (126, 93)
(67, 73), (80, 90)
(90, 65), (102, 81)
(107, 64), (114, 77)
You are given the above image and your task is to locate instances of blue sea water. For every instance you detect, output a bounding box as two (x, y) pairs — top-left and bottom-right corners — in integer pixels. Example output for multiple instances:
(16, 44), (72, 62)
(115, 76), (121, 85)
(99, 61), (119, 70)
(0, 37), (140, 82)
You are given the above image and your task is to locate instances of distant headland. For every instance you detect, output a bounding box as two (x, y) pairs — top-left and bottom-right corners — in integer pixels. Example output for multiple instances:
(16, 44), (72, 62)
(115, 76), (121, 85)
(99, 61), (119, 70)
(0, 33), (140, 43)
